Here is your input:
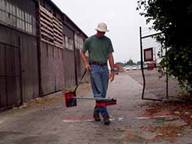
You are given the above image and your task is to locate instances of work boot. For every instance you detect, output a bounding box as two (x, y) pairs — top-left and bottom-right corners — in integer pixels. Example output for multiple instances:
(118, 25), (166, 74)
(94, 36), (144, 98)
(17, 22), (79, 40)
(103, 115), (110, 125)
(93, 107), (101, 121)
(93, 111), (101, 121)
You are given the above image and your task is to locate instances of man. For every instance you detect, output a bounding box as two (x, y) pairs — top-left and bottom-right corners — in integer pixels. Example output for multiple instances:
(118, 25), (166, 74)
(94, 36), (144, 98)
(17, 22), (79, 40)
(80, 22), (115, 125)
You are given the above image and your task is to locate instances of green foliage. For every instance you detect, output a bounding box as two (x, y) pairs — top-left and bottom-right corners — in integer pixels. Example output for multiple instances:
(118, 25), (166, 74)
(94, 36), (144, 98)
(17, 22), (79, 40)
(126, 59), (136, 66)
(137, 0), (192, 93)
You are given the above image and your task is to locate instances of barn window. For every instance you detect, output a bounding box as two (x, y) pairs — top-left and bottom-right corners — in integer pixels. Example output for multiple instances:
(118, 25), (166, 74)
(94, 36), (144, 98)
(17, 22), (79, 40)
(9, 3), (16, 16)
(74, 34), (84, 50)
(69, 38), (73, 50)
(0, 0), (6, 11)
(16, 7), (21, 19)
(6, 1), (10, 13)
(25, 13), (32, 23)
(20, 10), (24, 20)
(0, 1), (34, 34)
(65, 36), (69, 49)
(0, 11), (5, 23)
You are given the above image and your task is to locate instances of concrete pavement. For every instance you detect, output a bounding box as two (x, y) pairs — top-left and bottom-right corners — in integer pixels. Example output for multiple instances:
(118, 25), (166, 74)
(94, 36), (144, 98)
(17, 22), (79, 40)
(0, 72), (192, 144)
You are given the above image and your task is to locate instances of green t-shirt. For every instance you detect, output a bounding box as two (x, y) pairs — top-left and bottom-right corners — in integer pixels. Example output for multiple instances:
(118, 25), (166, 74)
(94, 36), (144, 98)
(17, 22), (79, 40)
(82, 35), (114, 63)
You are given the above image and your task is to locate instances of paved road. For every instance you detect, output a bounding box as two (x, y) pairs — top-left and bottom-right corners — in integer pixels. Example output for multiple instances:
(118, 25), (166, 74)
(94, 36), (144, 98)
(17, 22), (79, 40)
(0, 72), (191, 144)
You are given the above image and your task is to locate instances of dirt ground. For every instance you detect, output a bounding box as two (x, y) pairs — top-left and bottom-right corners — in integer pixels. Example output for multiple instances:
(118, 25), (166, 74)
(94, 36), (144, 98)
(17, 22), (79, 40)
(127, 69), (183, 99)
(0, 72), (192, 144)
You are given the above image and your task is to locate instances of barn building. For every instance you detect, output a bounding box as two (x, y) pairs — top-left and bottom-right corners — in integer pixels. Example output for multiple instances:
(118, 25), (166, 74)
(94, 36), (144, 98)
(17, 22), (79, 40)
(0, 0), (87, 110)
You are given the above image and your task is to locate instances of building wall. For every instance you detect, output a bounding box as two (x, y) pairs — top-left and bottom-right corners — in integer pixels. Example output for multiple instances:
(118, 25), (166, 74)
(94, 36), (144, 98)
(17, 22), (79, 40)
(0, 0), (39, 109)
(0, 0), (87, 110)
(39, 0), (87, 94)
(40, 41), (65, 95)
(38, 1), (65, 95)
(0, 0), (36, 35)
(0, 33), (21, 109)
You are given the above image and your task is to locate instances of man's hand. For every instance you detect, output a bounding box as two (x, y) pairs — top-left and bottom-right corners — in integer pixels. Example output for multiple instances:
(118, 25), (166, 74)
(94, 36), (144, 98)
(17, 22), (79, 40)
(85, 63), (91, 71)
(109, 72), (115, 82)
(80, 50), (91, 71)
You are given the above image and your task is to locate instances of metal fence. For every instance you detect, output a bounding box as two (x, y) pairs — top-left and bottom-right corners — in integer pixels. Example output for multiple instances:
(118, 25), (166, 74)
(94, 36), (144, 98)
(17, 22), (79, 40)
(139, 27), (181, 101)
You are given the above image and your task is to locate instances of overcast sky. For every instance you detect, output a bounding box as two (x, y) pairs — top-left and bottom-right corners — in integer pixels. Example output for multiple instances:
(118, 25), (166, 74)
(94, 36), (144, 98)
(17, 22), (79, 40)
(52, 0), (149, 63)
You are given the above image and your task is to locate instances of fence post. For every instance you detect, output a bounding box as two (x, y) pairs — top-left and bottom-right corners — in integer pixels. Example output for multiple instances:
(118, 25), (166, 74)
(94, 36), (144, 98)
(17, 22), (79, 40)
(140, 27), (145, 100)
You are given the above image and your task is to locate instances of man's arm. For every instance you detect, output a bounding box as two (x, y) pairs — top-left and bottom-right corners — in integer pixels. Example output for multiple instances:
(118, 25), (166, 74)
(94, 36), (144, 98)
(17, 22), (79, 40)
(108, 52), (115, 81)
(80, 50), (91, 71)
(108, 53), (114, 69)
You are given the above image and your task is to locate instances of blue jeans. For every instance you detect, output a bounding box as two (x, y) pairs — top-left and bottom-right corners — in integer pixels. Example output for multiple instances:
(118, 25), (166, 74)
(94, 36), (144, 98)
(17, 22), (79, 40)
(90, 64), (109, 117)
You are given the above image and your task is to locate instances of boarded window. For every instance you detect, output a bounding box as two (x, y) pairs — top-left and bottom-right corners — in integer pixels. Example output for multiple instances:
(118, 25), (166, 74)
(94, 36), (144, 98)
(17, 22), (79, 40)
(144, 48), (153, 62)
(40, 5), (64, 48)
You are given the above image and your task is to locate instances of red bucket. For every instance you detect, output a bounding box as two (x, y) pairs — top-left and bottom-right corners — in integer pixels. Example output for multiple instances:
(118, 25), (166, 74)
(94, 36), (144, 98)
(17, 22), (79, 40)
(64, 91), (77, 107)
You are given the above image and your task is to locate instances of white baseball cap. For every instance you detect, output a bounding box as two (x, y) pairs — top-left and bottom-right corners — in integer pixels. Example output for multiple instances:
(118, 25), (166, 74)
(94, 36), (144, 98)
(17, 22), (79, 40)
(95, 22), (109, 32)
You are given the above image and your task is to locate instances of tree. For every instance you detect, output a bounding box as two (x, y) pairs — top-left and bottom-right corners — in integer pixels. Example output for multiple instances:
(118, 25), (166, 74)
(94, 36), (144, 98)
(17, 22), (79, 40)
(137, 0), (192, 93)
(126, 59), (135, 66)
